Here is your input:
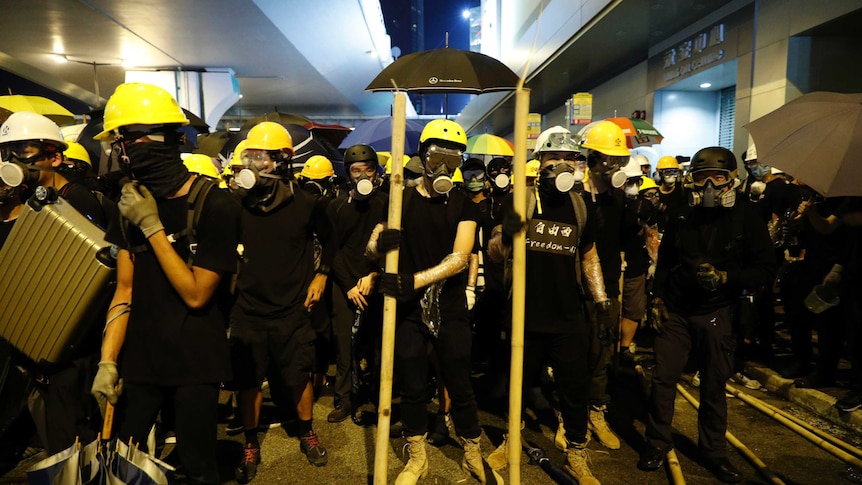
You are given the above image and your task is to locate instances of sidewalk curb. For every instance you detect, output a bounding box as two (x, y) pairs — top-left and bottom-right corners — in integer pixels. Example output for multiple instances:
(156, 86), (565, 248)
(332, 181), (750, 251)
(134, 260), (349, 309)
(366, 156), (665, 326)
(745, 363), (862, 435)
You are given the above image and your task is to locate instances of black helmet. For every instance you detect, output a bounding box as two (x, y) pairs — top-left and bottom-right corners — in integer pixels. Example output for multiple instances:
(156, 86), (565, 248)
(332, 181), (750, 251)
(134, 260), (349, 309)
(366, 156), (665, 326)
(343, 144), (378, 169)
(690, 146), (737, 174)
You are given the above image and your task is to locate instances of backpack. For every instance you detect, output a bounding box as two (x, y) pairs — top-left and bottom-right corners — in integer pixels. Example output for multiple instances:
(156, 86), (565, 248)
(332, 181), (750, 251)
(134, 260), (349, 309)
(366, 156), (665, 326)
(123, 176), (217, 268)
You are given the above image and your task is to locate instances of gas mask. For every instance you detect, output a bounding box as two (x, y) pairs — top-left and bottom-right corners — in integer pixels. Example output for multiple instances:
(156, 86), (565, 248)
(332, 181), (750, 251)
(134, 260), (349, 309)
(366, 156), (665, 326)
(623, 179), (640, 198)
(236, 149), (287, 190)
(0, 183), (23, 205)
(689, 180), (736, 208)
(0, 161), (41, 188)
(588, 151), (628, 189)
(423, 144), (462, 195)
(486, 158), (512, 193)
(660, 169), (679, 186)
(539, 162), (577, 193)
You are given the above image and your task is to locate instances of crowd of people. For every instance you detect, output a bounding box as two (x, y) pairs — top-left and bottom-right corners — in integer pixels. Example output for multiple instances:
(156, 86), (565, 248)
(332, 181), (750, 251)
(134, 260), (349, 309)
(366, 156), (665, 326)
(0, 81), (859, 485)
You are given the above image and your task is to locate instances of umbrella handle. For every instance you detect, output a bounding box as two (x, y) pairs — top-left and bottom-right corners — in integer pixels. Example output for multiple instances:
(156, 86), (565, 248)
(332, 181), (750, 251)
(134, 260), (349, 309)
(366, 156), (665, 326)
(102, 402), (114, 439)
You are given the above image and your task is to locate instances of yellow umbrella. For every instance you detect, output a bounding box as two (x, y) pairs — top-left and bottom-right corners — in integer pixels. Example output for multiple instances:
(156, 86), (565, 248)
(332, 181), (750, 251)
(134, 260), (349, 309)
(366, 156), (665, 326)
(466, 133), (514, 156)
(0, 95), (76, 125)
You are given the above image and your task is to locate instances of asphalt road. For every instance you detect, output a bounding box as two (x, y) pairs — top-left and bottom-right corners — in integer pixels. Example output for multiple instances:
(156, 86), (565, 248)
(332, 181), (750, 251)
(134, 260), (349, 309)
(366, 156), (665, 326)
(3, 363), (860, 485)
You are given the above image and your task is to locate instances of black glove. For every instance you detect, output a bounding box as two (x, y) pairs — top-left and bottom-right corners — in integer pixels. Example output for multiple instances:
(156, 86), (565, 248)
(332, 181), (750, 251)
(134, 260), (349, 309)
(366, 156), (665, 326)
(594, 300), (615, 345)
(501, 204), (525, 244)
(379, 272), (414, 301)
(377, 229), (402, 253)
(696, 263), (727, 291)
(649, 297), (669, 334)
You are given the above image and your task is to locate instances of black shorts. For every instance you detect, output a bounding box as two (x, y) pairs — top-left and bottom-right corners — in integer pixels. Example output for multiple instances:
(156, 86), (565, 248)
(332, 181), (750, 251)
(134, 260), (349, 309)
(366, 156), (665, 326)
(622, 274), (647, 321)
(228, 312), (316, 391)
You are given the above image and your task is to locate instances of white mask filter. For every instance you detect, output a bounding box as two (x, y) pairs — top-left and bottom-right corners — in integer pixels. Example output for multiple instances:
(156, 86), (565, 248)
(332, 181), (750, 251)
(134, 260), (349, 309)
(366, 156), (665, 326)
(432, 175), (454, 194)
(236, 168), (257, 190)
(610, 169), (628, 189)
(0, 162), (26, 187)
(573, 169), (585, 183)
(355, 178), (374, 196)
(554, 171), (576, 192)
(493, 173), (510, 190)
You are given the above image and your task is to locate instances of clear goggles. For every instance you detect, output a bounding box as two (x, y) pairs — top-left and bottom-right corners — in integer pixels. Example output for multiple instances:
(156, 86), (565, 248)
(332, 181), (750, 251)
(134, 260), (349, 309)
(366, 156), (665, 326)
(545, 132), (581, 151)
(0, 142), (51, 164)
(691, 169), (732, 187)
(640, 190), (660, 199)
(462, 169), (485, 180)
(241, 149), (276, 169)
(425, 145), (463, 171)
(659, 168), (680, 177)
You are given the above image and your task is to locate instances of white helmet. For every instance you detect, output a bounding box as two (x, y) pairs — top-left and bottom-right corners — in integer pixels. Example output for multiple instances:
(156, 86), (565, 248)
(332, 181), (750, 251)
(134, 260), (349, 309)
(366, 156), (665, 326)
(533, 125), (580, 159)
(0, 111), (67, 150)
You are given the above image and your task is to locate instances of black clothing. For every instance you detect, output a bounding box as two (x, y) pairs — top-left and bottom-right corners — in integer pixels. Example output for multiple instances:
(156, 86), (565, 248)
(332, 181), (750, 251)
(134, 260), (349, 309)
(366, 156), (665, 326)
(59, 182), (107, 230)
(232, 184), (333, 323)
(658, 184), (687, 229)
(755, 177), (801, 223)
(106, 186), (241, 385)
(653, 201), (776, 316)
(622, 199), (649, 278)
(0, 220), (13, 248)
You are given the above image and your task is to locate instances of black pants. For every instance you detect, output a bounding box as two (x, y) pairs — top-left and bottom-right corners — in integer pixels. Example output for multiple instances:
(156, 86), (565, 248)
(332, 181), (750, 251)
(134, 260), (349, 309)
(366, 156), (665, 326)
(118, 382), (220, 485)
(646, 306), (734, 460)
(587, 299), (621, 405)
(38, 355), (100, 455)
(524, 328), (591, 444)
(396, 312), (480, 439)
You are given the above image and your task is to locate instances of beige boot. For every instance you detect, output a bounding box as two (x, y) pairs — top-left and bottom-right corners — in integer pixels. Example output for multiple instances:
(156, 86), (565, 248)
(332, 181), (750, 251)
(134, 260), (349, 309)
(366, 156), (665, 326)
(587, 405), (620, 450)
(460, 436), (505, 484)
(554, 410), (567, 451)
(486, 434), (508, 471)
(565, 441), (600, 485)
(395, 434), (429, 485)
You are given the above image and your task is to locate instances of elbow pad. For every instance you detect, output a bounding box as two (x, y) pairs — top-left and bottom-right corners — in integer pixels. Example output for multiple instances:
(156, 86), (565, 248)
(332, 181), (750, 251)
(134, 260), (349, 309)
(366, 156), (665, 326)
(581, 250), (608, 303)
(414, 252), (470, 289)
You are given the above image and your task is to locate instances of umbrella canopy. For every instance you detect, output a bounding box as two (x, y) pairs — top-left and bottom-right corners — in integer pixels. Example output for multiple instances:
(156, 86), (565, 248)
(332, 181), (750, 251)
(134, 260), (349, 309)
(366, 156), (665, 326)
(338, 118), (427, 154)
(240, 112), (312, 132)
(466, 134), (514, 156)
(745, 91), (862, 197)
(0, 94), (76, 125)
(366, 47), (519, 94)
(606, 117), (663, 148)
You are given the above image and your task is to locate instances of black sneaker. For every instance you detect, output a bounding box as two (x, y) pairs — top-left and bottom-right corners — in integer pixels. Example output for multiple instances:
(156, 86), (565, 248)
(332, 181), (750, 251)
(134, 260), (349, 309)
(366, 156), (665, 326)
(836, 391), (862, 413)
(299, 431), (328, 466)
(225, 416), (244, 435)
(234, 443), (261, 484)
(327, 400), (352, 423)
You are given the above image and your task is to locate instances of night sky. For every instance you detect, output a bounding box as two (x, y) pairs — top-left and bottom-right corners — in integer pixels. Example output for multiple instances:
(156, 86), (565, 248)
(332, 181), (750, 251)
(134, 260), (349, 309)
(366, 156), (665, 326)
(380, 0), (481, 116)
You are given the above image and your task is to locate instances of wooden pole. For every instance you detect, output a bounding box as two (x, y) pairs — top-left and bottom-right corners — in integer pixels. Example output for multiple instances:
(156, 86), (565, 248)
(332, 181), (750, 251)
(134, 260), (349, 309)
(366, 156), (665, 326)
(676, 384), (785, 485)
(373, 92), (407, 485)
(666, 449), (686, 485)
(507, 86), (530, 485)
(726, 384), (862, 463)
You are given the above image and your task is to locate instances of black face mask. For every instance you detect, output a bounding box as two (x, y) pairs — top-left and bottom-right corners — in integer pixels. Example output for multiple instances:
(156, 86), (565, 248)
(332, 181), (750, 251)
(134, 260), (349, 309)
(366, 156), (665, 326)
(117, 141), (189, 198)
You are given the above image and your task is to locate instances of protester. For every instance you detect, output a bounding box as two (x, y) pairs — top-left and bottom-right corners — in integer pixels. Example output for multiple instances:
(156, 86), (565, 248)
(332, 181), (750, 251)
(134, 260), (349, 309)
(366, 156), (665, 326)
(640, 147), (776, 483)
(90, 82), (240, 485)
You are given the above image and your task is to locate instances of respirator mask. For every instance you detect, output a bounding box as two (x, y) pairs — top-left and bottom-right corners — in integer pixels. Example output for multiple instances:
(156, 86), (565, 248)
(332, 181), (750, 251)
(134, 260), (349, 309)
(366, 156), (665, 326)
(424, 144), (462, 195)
(588, 151), (628, 189)
(687, 170), (736, 208)
(624, 179), (640, 198)
(660, 169), (679, 186)
(539, 162), (577, 193)
(236, 149), (286, 190)
(0, 161), (40, 188)
(0, 141), (54, 188)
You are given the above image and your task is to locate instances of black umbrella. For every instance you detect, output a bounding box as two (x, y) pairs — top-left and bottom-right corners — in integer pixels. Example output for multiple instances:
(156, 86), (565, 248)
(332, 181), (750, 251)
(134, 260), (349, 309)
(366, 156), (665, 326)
(366, 47), (519, 94)
(240, 112), (312, 132)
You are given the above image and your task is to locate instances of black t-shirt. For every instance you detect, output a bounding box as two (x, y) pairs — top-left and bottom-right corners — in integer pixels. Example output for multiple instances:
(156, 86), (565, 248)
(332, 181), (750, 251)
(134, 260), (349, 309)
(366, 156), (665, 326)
(105, 183), (241, 385)
(60, 182), (107, 230)
(398, 187), (478, 320)
(327, 191), (388, 292)
(232, 184), (332, 323)
(659, 183), (687, 231)
(583, 190), (623, 298)
(0, 219), (14, 249)
(519, 190), (596, 333)
(621, 200), (649, 277)
(755, 178), (801, 222)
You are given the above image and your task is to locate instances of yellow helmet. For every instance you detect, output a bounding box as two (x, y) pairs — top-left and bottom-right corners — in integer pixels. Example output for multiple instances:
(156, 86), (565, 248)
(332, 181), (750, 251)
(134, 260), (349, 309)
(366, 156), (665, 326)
(300, 155), (335, 179)
(230, 140), (247, 167)
(183, 153), (220, 179)
(580, 120), (630, 157)
(525, 159), (541, 178)
(94, 83), (189, 141)
(383, 152), (411, 175)
(419, 119), (467, 151)
(451, 167), (463, 183)
(64, 141), (91, 167)
(638, 176), (659, 192)
(657, 155), (680, 170)
(244, 122), (294, 156)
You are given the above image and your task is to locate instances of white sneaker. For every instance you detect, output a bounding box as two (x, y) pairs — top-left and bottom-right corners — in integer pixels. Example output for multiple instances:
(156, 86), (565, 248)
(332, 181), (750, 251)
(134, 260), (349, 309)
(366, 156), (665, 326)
(732, 372), (762, 390)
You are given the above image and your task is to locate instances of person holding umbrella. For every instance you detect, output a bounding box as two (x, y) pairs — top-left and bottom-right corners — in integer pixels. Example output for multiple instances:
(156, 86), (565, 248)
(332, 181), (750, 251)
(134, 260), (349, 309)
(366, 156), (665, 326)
(639, 147), (776, 483)
(90, 82), (241, 485)
(369, 119), (501, 485)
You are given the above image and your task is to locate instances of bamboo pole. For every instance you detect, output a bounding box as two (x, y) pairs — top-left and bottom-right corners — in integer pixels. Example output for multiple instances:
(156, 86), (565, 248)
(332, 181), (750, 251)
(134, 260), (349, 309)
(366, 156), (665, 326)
(676, 384), (785, 485)
(666, 449), (686, 485)
(373, 92), (407, 485)
(506, 85), (530, 485)
(726, 384), (862, 464)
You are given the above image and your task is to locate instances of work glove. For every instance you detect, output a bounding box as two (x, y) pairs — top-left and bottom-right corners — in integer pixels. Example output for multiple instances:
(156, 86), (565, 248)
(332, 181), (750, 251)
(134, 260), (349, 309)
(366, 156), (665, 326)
(379, 272), (414, 301)
(649, 297), (669, 334)
(91, 361), (123, 415)
(377, 229), (402, 253)
(594, 299), (615, 345)
(500, 204), (525, 244)
(696, 262), (727, 291)
(119, 182), (164, 238)
(465, 285), (476, 311)
(823, 264), (843, 287)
